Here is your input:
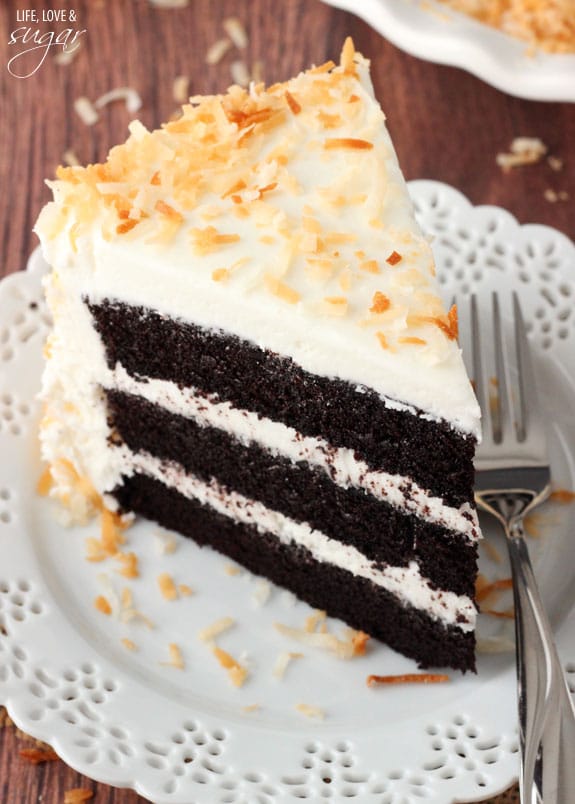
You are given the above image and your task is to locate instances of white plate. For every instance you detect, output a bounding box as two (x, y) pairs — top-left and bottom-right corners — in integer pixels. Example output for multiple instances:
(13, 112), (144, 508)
(322, 0), (575, 102)
(1, 180), (575, 804)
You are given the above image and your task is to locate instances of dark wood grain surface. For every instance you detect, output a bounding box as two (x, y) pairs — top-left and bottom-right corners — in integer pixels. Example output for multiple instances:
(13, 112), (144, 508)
(1, 0), (573, 800)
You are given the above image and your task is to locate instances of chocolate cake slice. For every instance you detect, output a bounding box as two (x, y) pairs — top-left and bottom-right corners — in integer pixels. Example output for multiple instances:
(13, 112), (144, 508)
(35, 39), (481, 671)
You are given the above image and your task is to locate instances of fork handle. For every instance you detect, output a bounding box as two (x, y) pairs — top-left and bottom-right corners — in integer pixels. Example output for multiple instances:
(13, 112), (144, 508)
(506, 520), (575, 804)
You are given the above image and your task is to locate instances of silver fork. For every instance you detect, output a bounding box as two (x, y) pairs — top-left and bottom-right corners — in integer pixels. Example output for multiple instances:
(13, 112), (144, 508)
(460, 291), (575, 804)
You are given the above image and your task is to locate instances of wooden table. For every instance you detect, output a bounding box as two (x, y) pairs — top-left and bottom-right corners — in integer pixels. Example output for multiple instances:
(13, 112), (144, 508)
(0, 0), (573, 800)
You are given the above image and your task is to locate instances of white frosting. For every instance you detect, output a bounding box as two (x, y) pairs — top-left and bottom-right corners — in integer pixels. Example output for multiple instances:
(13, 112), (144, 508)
(34, 52), (481, 436)
(121, 447), (476, 632)
(110, 365), (480, 540)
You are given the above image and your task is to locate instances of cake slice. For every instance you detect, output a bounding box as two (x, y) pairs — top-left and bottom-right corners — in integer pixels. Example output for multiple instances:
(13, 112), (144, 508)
(35, 39), (481, 672)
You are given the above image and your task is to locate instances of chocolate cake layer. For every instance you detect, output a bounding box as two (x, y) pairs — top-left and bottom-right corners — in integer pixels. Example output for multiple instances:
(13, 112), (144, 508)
(107, 389), (477, 596)
(90, 300), (475, 508)
(113, 472), (476, 672)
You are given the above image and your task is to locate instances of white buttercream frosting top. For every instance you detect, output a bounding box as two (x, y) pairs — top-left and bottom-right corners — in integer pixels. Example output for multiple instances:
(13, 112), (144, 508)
(34, 38), (480, 436)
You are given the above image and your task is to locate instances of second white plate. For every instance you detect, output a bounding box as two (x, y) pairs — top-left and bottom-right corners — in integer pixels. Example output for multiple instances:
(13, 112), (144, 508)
(322, 0), (575, 102)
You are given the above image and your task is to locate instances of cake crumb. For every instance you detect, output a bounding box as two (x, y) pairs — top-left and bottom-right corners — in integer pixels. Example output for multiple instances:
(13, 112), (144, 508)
(295, 703), (325, 720)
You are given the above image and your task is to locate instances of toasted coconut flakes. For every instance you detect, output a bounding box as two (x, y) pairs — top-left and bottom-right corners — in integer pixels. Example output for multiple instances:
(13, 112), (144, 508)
(94, 87), (142, 115)
(242, 703), (261, 713)
(223, 17), (248, 49)
(264, 274), (301, 304)
(548, 156), (564, 172)
(340, 36), (356, 74)
(483, 608), (515, 619)
(172, 75), (190, 104)
(230, 60), (251, 88)
(94, 595), (112, 616)
(212, 268), (230, 282)
(190, 226), (240, 254)
(64, 790), (93, 804)
(324, 138), (373, 151)
(117, 219), (139, 235)
(212, 646), (248, 687)
(206, 37), (232, 65)
(160, 642), (185, 670)
(149, 0), (189, 7)
(370, 292), (391, 314)
(252, 579), (272, 607)
(295, 703), (325, 720)
(310, 60), (336, 74)
(54, 40), (82, 65)
(224, 562), (243, 576)
(285, 90), (302, 115)
(121, 637), (138, 652)
(154, 530), (178, 554)
(544, 188), (569, 203)
(496, 137), (547, 170)
(367, 673), (450, 687)
(74, 97), (99, 126)
(251, 60), (264, 83)
(114, 551), (139, 578)
(477, 637), (515, 654)
(62, 149), (81, 167)
(19, 747), (59, 764)
(37, 466), (53, 496)
(399, 336), (427, 346)
(273, 651), (303, 679)
(155, 199), (183, 223)
(274, 622), (367, 659)
(305, 610), (326, 633)
(476, 577), (512, 603)
(158, 572), (178, 601)
(386, 250), (402, 266)
(359, 259), (380, 274)
(199, 616), (235, 642)
(550, 488), (575, 503)
(481, 539), (503, 564)
(178, 583), (193, 597)
(376, 331), (389, 350)
(319, 296), (348, 317)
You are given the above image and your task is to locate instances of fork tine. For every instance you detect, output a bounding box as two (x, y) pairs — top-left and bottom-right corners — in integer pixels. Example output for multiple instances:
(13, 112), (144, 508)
(468, 294), (491, 443)
(513, 293), (528, 443)
(492, 293), (508, 444)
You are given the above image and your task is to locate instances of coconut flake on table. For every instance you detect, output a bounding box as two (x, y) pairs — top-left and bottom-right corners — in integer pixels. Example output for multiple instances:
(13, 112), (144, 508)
(74, 97), (99, 126)
(206, 38), (233, 65)
(94, 87), (143, 114)
(223, 17), (248, 49)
